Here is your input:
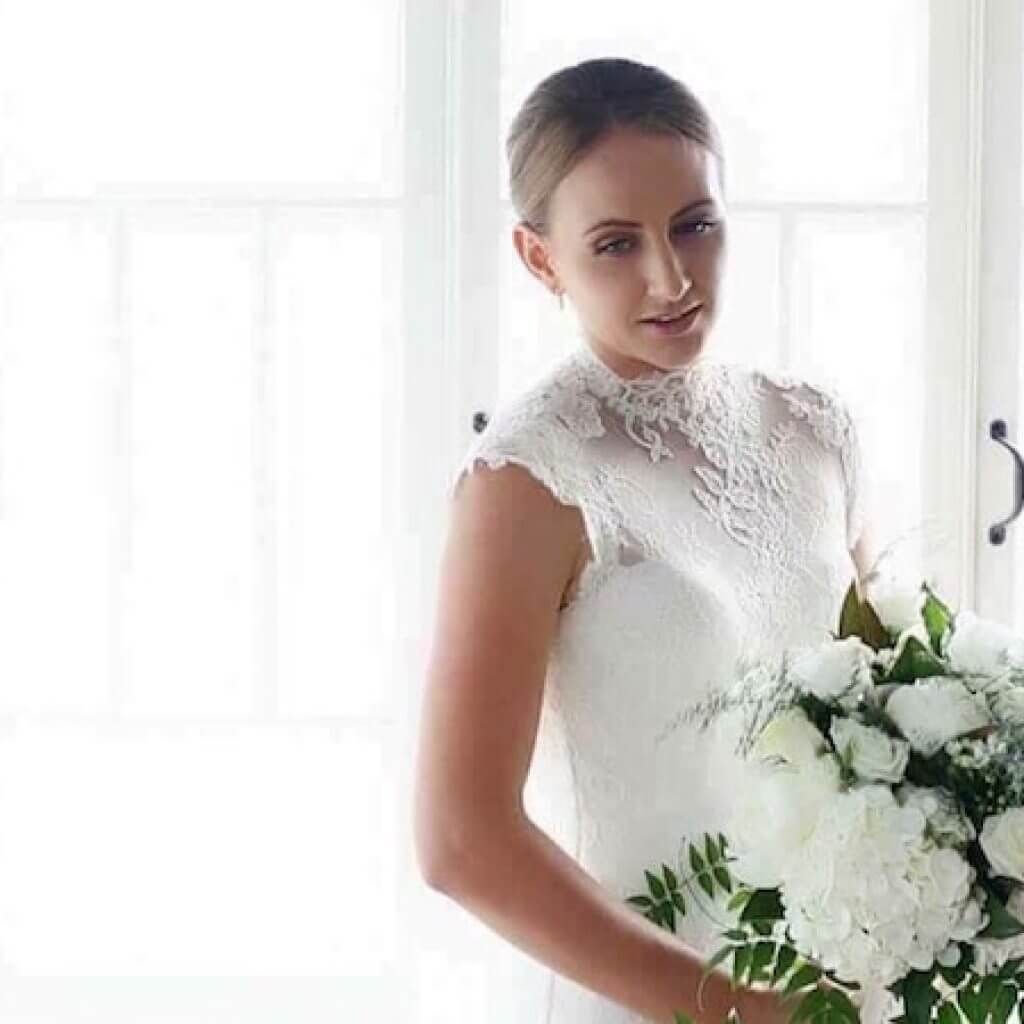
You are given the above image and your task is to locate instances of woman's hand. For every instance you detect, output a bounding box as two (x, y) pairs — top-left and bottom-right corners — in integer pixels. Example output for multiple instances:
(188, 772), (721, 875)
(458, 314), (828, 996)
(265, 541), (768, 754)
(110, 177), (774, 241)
(734, 985), (794, 1024)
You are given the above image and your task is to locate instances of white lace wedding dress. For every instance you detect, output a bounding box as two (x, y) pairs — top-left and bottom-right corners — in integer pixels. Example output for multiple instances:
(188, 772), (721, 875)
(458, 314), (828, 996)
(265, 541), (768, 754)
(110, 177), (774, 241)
(449, 341), (896, 1024)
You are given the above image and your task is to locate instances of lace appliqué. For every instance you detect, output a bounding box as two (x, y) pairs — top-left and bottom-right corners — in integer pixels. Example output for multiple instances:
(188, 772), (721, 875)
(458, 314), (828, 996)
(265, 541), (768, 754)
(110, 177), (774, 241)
(752, 366), (866, 552)
(573, 356), (840, 647)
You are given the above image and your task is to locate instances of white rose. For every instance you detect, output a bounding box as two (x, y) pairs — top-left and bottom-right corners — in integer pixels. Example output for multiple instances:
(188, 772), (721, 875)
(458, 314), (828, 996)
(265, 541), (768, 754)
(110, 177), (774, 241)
(865, 576), (927, 636)
(895, 783), (976, 847)
(787, 636), (875, 707)
(884, 677), (992, 757)
(944, 610), (1024, 675)
(993, 686), (1024, 726)
(728, 752), (842, 888)
(980, 808), (1024, 883)
(830, 716), (909, 783)
(751, 706), (826, 767)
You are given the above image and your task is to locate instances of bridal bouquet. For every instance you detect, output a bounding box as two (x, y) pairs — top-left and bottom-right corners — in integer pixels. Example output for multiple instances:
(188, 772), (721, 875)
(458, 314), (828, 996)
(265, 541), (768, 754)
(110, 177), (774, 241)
(629, 573), (1024, 1024)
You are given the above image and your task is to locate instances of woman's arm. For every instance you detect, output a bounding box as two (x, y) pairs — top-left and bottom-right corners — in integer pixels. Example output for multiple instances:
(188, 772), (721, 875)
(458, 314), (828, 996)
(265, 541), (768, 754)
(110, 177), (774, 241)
(425, 809), (782, 1024)
(851, 517), (882, 592)
(415, 462), (789, 1023)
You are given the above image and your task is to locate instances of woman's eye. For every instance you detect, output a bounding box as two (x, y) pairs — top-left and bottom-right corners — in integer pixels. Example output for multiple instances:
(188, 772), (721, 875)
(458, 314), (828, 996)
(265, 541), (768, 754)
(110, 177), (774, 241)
(595, 218), (716, 256)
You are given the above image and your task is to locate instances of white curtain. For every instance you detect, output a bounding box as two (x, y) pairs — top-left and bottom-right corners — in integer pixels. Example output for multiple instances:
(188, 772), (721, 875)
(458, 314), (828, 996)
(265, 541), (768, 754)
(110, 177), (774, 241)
(0, 1), (1020, 1021)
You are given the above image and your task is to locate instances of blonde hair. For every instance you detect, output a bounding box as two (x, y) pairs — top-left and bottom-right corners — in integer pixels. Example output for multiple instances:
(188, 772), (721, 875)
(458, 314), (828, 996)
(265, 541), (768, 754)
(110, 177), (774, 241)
(507, 57), (725, 237)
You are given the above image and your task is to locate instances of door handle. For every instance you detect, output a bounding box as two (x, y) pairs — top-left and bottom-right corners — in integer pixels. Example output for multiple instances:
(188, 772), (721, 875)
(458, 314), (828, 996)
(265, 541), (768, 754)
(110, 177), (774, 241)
(989, 418), (1024, 544)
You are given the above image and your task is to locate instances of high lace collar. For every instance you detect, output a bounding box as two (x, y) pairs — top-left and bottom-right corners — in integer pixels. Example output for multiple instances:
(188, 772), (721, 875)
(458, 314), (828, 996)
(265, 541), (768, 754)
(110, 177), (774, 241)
(568, 342), (737, 464)
(573, 342), (723, 404)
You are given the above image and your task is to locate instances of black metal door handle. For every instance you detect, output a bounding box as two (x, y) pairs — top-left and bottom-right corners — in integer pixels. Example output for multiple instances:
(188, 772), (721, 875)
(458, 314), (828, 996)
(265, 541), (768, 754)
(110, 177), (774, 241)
(989, 418), (1024, 544)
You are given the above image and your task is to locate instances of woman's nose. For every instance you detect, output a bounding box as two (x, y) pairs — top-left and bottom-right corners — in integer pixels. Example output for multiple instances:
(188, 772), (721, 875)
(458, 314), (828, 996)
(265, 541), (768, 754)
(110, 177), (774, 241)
(645, 238), (689, 301)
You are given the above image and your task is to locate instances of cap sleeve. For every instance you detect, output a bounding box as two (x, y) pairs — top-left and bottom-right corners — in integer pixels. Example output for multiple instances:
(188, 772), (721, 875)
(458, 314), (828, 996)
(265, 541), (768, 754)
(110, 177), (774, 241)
(447, 396), (613, 591)
(449, 419), (579, 511)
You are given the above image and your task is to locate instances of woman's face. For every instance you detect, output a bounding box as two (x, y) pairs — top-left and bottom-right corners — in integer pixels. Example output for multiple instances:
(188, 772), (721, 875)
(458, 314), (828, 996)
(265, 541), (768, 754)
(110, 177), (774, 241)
(513, 126), (728, 380)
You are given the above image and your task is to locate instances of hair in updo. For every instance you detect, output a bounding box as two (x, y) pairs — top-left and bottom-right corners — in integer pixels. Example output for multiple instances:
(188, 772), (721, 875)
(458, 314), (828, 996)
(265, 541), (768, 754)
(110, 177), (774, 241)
(506, 57), (725, 237)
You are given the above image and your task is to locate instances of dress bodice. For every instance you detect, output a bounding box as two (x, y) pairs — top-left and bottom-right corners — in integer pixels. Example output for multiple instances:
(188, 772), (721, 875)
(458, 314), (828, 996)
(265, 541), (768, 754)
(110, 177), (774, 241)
(448, 341), (875, 1023)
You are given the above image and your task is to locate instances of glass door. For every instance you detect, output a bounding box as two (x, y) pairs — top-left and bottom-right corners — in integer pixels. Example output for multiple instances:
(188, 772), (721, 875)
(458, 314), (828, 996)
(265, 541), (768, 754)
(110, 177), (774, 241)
(972, 0), (1024, 636)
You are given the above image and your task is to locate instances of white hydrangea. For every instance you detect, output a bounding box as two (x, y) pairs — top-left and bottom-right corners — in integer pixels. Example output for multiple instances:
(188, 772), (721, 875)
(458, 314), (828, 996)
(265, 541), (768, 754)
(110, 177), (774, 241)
(777, 785), (985, 989)
(787, 636), (876, 709)
(884, 677), (993, 757)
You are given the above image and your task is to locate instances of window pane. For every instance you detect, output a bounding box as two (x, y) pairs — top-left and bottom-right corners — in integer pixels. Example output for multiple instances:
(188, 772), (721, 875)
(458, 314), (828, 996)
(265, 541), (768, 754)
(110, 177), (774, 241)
(272, 209), (397, 720)
(0, 723), (395, 974)
(0, 0), (402, 198)
(501, 0), (927, 204)
(789, 213), (927, 575)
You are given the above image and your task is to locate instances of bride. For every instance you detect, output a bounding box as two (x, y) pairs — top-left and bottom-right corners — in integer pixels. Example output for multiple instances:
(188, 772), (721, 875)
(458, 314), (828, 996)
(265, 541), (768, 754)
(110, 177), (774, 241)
(413, 57), (882, 1024)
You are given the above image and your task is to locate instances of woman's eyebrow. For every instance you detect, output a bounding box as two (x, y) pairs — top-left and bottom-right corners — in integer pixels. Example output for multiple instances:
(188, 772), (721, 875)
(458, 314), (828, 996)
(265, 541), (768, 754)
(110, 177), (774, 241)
(584, 197), (713, 235)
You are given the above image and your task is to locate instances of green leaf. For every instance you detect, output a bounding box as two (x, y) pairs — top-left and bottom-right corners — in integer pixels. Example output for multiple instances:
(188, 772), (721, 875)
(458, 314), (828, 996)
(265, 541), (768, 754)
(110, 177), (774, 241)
(822, 986), (861, 1024)
(749, 941), (775, 984)
(859, 594), (894, 651)
(645, 869), (666, 901)
(886, 633), (948, 682)
(957, 983), (982, 1024)
(938, 946), (970, 988)
(723, 928), (749, 941)
(714, 865), (733, 892)
(782, 964), (821, 998)
(978, 974), (1003, 1018)
(936, 1004), (960, 1024)
(732, 944), (753, 988)
(921, 588), (952, 656)
(727, 889), (752, 913)
(663, 901), (676, 932)
(789, 987), (827, 1024)
(990, 982), (1016, 1024)
(705, 833), (719, 866)
(902, 970), (939, 1024)
(672, 889), (686, 915)
(998, 958), (1024, 979)
(625, 895), (653, 908)
(663, 862), (679, 892)
(837, 581), (863, 640)
(976, 889), (1024, 940)
(698, 870), (715, 900)
(740, 888), (785, 923)
(689, 844), (706, 877)
(771, 944), (798, 987)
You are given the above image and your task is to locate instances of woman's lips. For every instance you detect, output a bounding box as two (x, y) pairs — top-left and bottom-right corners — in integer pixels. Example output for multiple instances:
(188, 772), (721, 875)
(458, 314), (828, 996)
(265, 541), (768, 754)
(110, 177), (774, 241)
(640, 304), (702, 324)
(639, 304), (703, 335)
